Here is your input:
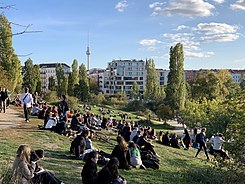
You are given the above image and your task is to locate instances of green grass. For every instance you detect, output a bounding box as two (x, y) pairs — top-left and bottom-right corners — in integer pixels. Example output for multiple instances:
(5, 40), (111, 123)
(0, 106), (244, 184)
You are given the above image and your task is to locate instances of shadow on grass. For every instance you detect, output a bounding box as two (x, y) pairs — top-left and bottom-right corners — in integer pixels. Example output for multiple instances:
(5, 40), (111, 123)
(44, 149), (74, 160)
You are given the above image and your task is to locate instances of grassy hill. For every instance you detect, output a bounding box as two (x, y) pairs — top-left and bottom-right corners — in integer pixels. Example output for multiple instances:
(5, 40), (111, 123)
(0, 106), (244, 184)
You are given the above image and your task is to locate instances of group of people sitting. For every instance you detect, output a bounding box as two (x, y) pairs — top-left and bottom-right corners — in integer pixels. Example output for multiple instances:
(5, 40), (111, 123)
(11, 144), (64, 184)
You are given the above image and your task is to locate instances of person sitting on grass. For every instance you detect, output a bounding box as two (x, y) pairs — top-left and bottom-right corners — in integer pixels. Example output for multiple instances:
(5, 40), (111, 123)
(111, 136), (131, 170)
(128, 142), (145, 169)
(136, 132), (157, 156)
(162, 131), (170, 146)
(11, 144), (36, 184)
(170, 133), (180, 149)
(31, 149), (64, 184)
(97, 157), (127, 184)
(70, 111), (82, 131)
(70, 133), (86, 159)
(81, 151), (99, 184)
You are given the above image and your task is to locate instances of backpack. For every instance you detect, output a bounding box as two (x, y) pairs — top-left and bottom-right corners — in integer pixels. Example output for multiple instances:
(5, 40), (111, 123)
(195, 133), (201, 143)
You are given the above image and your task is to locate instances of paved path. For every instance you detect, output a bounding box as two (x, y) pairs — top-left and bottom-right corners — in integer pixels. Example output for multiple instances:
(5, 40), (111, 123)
(166, 120), (186, 137)
(0, 107), (23, 129)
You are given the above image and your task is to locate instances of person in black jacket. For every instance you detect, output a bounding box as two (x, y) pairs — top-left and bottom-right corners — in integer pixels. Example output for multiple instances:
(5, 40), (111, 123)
(170, 133), (180, 149)
(70, 134), (86, 159)
(136, 132), (156, 155)
(81, 151), (98, 184)
(111, 136), (131, 170)
(183, 128), (191, 150)
(97, 157), (126, 184)
(0, 87), (8, 113)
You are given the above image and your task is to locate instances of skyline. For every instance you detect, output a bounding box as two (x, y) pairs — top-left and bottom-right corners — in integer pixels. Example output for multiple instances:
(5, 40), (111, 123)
(3, 0), (245, 70)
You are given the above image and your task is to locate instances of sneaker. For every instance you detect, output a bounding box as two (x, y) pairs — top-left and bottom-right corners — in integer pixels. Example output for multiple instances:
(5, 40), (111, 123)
(25, 120), (29, 123)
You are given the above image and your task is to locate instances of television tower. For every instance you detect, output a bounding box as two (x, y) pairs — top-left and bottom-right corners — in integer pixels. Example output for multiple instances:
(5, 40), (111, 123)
(86, 33), (91, 73)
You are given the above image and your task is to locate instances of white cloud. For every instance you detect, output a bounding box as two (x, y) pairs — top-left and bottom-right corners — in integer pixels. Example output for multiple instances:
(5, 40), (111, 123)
(149, 2), (165, 9)
(213, 0), (225, 4)
(139, 39), (162, 46)
(201, 34), (239, 42)
(115, 0), (128, 12)
(175, 25), (190, 31)
(230, 0), (245, 10)
(185, 51), (214, 58)
(149, 0), (214, 17)
(196, 22), (239, 35)
(163, 33), (193, 42)
(139, 22), (240, 59)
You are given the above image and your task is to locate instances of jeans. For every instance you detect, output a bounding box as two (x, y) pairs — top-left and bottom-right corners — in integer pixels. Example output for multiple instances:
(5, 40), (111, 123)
(24, 104), (30, 121)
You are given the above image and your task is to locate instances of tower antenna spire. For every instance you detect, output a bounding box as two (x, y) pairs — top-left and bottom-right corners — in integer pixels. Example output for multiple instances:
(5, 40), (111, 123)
(86, 31), (91, 73)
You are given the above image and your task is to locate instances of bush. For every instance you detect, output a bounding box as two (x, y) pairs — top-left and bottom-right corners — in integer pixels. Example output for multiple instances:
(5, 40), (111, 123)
(44, 91), (57, 103)
(66, 96), (79, 111)
(124, 101), (146, 112)
(90, 92), (106, 105)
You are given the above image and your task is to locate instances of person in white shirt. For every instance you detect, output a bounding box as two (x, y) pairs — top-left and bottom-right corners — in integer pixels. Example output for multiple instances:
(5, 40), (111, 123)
(20, 87), (33, 122)
(210, 133), (229, 160)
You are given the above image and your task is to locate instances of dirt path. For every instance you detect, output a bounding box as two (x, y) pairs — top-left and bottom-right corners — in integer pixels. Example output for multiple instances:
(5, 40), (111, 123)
(0, 107), (23, 129)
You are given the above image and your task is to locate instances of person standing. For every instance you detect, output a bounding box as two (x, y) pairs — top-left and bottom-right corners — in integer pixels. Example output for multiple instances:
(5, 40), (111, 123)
(195, 128), (210, 160)
(21, 87), (33, 122)
(183, 128), (191, 150)
(61, 95), (69, 118)
(0, 87), (8, 113)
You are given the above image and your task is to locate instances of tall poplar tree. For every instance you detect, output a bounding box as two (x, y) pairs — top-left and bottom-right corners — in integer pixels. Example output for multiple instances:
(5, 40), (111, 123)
(68, 59), (79, 96)
(130, 81), (140, 100)
(75, 63), (90, 101)
(48, 76), (56, 91)
(23, 58), (40, 93)
(0, 14), (22, 91)
(144, 59), (160, 101)
(56, 64), (65, 97)
(165, 43), (186, 110)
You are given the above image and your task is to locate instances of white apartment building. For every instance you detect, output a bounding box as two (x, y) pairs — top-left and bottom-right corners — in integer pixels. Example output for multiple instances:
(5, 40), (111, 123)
(102, 59), (146, 96)
(40, 63), (70, 92)
(156, 69), (169, 86)
(229, 69), (245, 84)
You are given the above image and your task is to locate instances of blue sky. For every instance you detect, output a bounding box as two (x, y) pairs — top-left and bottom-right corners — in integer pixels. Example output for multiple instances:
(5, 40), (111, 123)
(2, 0), (245, 69)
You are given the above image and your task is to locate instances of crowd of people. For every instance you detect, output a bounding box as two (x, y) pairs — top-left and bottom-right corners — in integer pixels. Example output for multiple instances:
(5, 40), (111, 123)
(9, 87), (230, 184)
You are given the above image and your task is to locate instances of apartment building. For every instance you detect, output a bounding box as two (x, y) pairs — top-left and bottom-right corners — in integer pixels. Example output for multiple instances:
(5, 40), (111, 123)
(102, 59), (146, 96)
(40, 63), (70, 92)
(229, 69), (245, 84)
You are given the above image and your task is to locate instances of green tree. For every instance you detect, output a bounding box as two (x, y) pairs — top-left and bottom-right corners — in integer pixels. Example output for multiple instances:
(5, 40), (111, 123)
(130, 81), (140, 100)
(48, 76), (56, 91)
(33, 64), (41, 93)
(22, 58), (39, 93)
(79, 63), (87, 81)
(89, 77), (99, 94)
(56, 64), (65, 97)
(61, 76), (68, 95)
(90, 92), (106, 105)
(157, 104), (174, 124)
(165, 43), (186, 111)
(144, 59), (161, 101)
(75, 64), (90, 101)
(68, 59), (79, 96)
(0, 14), (22, 91)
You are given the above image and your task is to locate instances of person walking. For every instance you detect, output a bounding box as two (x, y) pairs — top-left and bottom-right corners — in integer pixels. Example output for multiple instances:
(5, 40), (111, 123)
(21, 87), (33, 122)
(195, 128), (210, 160)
